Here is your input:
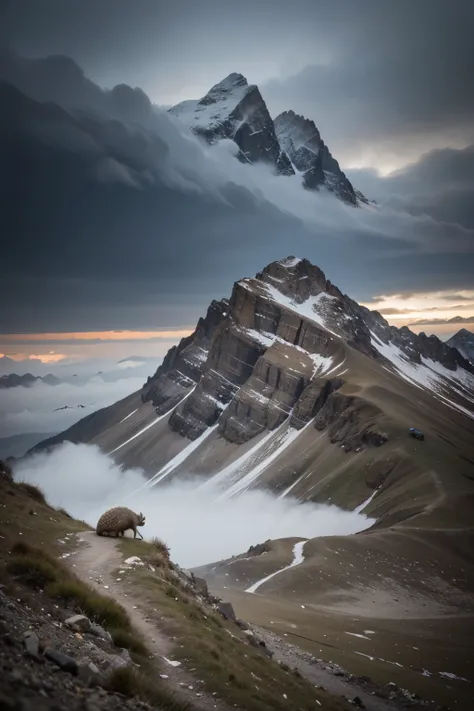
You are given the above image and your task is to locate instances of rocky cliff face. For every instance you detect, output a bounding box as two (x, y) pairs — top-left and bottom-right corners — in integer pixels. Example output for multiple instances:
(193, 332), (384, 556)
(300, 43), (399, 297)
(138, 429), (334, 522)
(142, 298), (229, 415)
(447, 328), (474, 364)
(134, 256), (474, 452)
(274, 110), (367, 205)
(169, 73), (294, 176)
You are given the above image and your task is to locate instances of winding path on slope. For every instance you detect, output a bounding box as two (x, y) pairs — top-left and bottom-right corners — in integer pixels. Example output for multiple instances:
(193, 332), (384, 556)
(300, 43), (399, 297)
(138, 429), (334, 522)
(69, 531), (231, 711)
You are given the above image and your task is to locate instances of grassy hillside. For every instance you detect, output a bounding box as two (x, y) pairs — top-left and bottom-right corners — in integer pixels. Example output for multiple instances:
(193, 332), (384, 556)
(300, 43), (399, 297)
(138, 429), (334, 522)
(0, 462), (352, 711)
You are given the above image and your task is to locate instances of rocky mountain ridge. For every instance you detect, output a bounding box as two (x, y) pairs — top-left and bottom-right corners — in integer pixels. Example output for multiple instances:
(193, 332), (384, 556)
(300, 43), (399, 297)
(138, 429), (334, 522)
(274, 110), (367, 205)
(31, 257), (474, 509)
(0, 372), (60, 388)
(169, 75), (365, 205)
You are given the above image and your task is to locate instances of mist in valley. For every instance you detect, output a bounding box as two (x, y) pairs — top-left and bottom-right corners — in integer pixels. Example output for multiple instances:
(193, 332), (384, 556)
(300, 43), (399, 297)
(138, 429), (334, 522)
(14, 441), (374, 568)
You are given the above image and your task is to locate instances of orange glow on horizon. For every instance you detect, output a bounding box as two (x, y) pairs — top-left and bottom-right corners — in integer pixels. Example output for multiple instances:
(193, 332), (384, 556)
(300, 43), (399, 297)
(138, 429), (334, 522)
(360, 289), (474, 327)
(0, 329), (193, 343)
(0, 352), (67, 364)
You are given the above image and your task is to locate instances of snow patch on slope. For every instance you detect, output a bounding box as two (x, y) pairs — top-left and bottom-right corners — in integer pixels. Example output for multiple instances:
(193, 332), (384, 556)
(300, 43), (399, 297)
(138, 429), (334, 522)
(260, 282), (340, 337)
(109, 387), (196, 455)
(370, 332), (474, 419)
(169, 73), (251, 133)
(245, 539), (307, 594)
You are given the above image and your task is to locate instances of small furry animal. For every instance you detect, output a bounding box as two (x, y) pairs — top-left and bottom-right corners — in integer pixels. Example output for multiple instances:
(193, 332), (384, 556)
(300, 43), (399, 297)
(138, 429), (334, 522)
(96, 506), (146, 539)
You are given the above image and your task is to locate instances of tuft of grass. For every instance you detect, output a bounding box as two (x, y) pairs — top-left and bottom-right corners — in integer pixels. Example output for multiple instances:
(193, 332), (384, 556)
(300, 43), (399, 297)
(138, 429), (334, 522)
(150, 536), (170, 560)
(17, 482), (47, 504)
(7, 554), (58, 588)
(109, 628), (149, 657)
(7, 541), (131, 631)
(108, 666), (189, 710)
(46, 579), (131, 630)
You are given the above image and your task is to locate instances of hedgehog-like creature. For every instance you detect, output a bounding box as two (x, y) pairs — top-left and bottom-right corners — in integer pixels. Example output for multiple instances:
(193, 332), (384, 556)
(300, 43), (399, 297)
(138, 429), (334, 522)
(96, 506), (145, 539)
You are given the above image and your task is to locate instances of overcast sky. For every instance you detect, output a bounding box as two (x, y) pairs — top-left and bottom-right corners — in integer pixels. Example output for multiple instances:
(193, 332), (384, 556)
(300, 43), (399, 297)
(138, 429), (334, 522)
(1, 0), (473, 359)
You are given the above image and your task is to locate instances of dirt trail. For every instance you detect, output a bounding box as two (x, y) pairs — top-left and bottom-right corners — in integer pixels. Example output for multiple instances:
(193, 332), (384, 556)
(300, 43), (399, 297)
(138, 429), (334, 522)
(71, 531), (230, 711)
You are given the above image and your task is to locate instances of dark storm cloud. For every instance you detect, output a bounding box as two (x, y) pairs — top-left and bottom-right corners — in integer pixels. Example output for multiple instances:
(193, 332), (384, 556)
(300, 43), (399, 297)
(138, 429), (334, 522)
(262, 1), (474, 166)
(349, 144), (474, 233)
(3, 1), (474, 169)
(1, 47), (473, 333)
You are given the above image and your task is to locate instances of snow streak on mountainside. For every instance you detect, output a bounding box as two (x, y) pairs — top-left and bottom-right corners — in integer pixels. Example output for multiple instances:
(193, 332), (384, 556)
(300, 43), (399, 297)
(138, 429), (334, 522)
(169, 75), (366, 205)
(31, 257), (474, 511)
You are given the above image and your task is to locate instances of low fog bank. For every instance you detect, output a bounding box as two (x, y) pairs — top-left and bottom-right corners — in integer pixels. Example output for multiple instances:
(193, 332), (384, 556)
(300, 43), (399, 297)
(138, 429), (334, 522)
(14, 442), (374, 568)
(0, 376), (144, 438)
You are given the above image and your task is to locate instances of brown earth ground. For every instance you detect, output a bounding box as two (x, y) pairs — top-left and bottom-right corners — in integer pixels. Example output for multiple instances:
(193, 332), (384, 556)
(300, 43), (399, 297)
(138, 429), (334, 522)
(198, 527), (474, 711)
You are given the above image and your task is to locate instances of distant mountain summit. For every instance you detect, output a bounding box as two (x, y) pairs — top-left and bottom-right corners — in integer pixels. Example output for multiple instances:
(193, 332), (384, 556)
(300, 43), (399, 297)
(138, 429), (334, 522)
(447, 328), (474, 363)
(169, 75), (366, 205)
(0, 373), (60, 389)
(169, 73), (294, 176)
(274, 111), (367, 206)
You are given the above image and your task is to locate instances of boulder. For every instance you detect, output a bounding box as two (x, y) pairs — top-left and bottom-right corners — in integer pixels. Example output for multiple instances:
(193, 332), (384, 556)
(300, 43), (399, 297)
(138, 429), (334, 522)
(217, 602), (236, 622)
(193, 576), (209, 598)
(77, 661), (105, 688)
(65, 614), (91, 633)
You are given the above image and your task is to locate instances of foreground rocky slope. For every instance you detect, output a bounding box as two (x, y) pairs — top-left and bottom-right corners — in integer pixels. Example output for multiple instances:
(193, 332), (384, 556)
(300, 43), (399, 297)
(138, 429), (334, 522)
(169, 75), (366, 205)
(1, 463), (358, 711)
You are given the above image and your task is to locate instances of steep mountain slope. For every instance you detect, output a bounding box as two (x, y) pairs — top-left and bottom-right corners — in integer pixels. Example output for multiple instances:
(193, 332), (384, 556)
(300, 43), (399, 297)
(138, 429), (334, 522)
(169, 73), (294, 176)
(274, 110), (367, 206)
(447, 327), (474, 363)
(32, 257), (474, 510)
(169, 75), (366, 205)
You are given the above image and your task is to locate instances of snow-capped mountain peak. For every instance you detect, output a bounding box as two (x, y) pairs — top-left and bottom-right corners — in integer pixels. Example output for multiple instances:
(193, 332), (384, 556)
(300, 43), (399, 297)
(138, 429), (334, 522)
(169, 73), (294, 176)
(169, 75), (367, 204)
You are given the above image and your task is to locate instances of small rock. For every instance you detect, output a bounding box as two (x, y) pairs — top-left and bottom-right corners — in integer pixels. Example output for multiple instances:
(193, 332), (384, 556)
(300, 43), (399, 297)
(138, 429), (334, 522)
(89, 624), (113, 643)
(23, 631), (41, 660)
(44, 647), (78, 675)
(78, 661), (105, 688)
(193, 576), (209, 597)
(352, 697), (365, 708)
(120, 648), (133, 664)
(65, 614), (91, 633)
(235, 618), (249, 630)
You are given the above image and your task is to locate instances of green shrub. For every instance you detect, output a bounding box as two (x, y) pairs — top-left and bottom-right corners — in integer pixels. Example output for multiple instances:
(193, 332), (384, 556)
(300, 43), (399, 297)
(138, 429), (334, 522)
(46, 579), (131, 630)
